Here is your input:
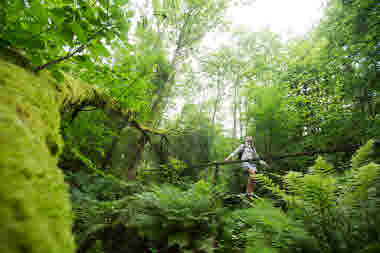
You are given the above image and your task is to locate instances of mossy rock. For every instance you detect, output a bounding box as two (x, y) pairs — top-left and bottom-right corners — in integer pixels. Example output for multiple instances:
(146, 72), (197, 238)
(0, 59), (75, 253)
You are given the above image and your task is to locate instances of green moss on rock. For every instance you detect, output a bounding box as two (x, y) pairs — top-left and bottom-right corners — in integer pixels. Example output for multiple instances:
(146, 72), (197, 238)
(0, 59), (75, 253)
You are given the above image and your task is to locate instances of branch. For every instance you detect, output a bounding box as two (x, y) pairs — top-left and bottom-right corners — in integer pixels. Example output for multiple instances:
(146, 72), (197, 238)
(186, 146), (360, 169)
(116, 69), (149, 99)
(34, 26), (109, 73)
(34, 44), (86, 73)
(269, 147), (359, 160)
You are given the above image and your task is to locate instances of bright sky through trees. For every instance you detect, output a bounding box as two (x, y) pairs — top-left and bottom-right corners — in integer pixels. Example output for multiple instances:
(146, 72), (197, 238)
(199, 0), (326, 135)
(229, 0), (324, 38)
(203, 0), (325, 47)
(170, 0), (326, 126)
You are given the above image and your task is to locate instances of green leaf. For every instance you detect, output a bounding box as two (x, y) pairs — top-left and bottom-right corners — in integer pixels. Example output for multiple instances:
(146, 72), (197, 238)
(13, 0), (26, 10)
(29, 23), (43, 34)
(115, 0), (129, 5)
(57, 24), (74, 44)
(30, 54), (44, 66)
(50, 8), (67, 25)
(111, 6), (123, 19)
(25, 38), (45, 49)
(71, 23), (87, 43)
(51, 70), (65, 83)
(98, 0), (108, 7)
(29, 1), (49, 24)
(74, 55), (93, 69)
(119, 20), (130, 33)
(91, 43), (110, 57)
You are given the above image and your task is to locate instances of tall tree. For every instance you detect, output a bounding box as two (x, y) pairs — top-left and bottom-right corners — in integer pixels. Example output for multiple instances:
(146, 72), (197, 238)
(121, 0), (228, 179)
(146, 0), (228, 121)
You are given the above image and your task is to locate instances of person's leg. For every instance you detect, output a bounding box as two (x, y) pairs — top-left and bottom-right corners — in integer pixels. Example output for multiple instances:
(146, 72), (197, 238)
(246, 168), (256, 194)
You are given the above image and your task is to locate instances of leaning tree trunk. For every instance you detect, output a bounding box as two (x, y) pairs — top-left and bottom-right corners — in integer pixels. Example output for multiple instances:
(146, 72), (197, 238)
(0, 57), (164, 253)
(0, 59), (76, 253)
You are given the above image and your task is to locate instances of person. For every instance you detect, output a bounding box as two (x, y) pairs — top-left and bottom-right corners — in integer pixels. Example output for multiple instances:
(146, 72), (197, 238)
(225, 136), (268, 195)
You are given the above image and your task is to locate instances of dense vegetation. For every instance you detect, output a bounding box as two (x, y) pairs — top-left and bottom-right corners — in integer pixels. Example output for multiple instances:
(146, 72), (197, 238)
(1, 0), (379, 253)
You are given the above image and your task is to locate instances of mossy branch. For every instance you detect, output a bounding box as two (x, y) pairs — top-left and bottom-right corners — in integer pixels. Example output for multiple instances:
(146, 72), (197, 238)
(0, 59), (168, 253)
(59, 80), (167, 138)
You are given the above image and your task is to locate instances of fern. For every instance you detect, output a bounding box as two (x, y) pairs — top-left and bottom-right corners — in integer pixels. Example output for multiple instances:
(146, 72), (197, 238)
(227, 140), (380, 253)
(224, 199), (318, 253)
(124, 180), (223, 252)
(351, 139), (375, 169)
(340, 163), (380, 206)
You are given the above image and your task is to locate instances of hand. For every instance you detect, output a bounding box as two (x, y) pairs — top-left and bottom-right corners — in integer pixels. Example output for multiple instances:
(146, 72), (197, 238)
(225, 157), (230, 161)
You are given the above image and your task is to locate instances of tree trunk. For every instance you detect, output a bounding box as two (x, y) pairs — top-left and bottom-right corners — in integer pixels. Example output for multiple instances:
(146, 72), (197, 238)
(232, 83), (238, 139)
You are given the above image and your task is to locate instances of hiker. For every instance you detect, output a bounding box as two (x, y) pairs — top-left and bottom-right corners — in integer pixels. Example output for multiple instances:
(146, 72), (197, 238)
(225, 136), (268, 194)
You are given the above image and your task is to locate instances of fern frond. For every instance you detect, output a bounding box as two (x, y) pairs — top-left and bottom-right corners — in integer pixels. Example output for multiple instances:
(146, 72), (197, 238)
(308, 156), (335, 176)
(340, 162), (380, 207)
(238, 199), (317, 252)
(351, 139), (375, 169)
(256, 173), (287, 199)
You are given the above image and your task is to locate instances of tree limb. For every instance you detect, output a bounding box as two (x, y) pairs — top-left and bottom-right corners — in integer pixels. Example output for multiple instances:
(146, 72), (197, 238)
(34, 26), (109, 72)
(186, 146), (360, 170)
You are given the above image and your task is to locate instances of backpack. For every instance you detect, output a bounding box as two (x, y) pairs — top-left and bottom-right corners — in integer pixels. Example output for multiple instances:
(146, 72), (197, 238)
(237, 143), (258, 160)
(238, 149), (244, 160)
(237, 144), (247, 160)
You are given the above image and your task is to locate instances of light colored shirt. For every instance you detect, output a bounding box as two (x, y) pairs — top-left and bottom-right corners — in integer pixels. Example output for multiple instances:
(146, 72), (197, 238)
(228, 141), (260, 161)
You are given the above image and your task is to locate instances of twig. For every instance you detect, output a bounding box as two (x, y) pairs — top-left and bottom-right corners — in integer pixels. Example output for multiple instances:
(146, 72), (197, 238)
(34, 25), (109, 72)
(90, 0), (99, 8)
(34, 44), (87, 72)
(116, 70), (149, 99)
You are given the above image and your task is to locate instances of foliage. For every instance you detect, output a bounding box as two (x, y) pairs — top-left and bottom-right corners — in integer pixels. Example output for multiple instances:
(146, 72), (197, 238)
(124, 180), (223, 252)
(0, 59), (75, 253)
(158, 157), (187, 184)
(213, 0), (380, 172)
(223, 140), (380, 253)
(150, 0), (228, 57)
(169, 104), (219, 166)
(0, 0), (132, 75)
(138, 156), (188, 185)
(246, 84), (302, 158)
(280, 0), (380, 151)
(60, 110), (118, 171)
(351, 139), (376, 168)
(2, 1), (380, 253)
(70, 178), (138, 243)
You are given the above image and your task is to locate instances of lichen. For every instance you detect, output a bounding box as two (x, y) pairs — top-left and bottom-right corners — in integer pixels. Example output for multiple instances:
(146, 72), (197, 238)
(0, 59), (75, 253)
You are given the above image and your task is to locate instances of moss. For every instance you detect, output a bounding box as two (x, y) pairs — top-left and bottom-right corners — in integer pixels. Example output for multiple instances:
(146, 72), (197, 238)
(0, 47), (34, 70)
(58, 73), (131, 119)
(0, 59), (75, 253)
(0, 56), (166, 253)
